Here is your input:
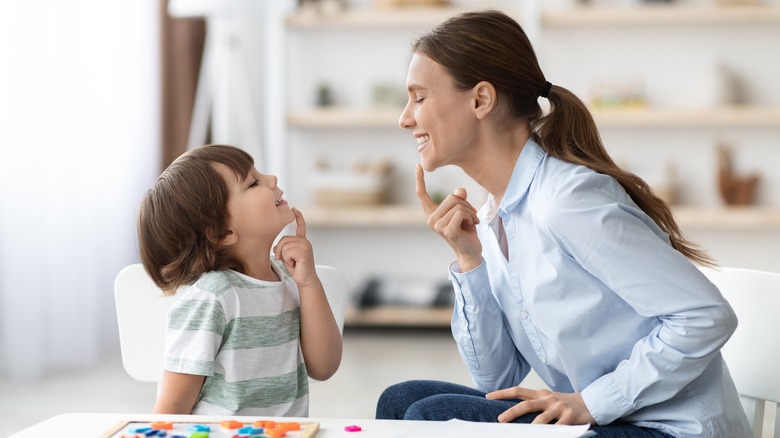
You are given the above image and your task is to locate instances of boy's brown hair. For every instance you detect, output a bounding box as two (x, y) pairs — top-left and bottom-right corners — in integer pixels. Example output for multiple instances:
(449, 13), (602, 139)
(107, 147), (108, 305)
(138, 144), (255, 293)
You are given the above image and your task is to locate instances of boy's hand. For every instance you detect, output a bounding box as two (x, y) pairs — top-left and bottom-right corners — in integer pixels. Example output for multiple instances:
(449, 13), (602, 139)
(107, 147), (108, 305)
(273, 208), (317, 287)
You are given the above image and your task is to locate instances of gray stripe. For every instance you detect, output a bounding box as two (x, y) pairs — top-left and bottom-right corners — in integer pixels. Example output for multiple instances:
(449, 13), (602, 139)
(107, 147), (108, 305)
(196, 270), (268, 296)
(222, 308), (300, 350)
(198, 363), (309, 411)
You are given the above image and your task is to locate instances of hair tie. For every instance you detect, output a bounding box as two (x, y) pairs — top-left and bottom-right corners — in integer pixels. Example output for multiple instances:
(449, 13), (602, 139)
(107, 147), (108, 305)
(540, 81), (552, 99)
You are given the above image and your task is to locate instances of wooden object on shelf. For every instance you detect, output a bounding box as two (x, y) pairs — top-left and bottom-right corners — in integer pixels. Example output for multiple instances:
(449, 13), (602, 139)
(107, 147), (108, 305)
(717, 144), (760, 206)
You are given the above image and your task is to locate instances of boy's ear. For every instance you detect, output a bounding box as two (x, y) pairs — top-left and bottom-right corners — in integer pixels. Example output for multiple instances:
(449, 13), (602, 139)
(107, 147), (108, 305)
(207, 228), (237, 246)
(220, 230), (238, 246)
(472, 81), (497, 120)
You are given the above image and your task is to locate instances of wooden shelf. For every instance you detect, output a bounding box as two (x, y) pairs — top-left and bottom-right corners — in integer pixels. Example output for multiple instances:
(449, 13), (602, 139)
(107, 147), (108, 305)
(286, 7), (469, 29)
(289, 106), (780, 130)
(302, 204), (425, 227)
(286, 5), (780, 29)
(301, 204), (780, 230)
(593, 106), (780, 128)
(345, 305), (452, 328)
(674, 206), (780, 231)
(287, 107), (402, 129)
(543, 5), (780, 27)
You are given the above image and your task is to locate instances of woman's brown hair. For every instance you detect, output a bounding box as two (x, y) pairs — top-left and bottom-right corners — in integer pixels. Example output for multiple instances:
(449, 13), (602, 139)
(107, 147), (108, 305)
(138, 144), (255, 293)
(413, 9), (713, 266)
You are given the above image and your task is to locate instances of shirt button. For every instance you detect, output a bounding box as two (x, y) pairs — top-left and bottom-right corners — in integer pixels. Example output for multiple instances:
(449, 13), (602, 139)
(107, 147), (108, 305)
(520, 311), (529, 319)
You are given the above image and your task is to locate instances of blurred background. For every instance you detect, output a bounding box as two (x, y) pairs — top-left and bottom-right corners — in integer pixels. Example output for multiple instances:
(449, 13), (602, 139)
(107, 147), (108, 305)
(1, 0), (779, 435)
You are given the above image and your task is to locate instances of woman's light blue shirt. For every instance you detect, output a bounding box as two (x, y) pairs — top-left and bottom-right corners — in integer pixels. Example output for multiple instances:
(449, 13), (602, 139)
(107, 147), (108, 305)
(449, 138), (751, 438)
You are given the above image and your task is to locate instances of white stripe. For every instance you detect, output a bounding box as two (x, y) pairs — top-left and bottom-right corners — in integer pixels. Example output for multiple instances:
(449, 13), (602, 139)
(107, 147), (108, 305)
(191, 395), (308, 417)
(165, 327), (222, 363)
(222, 284), (300, 318)
(216, 340), (302, 382)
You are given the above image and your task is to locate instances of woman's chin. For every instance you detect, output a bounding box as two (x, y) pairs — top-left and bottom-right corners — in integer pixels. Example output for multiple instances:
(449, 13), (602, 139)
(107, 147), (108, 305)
(420, 158), (438, 173)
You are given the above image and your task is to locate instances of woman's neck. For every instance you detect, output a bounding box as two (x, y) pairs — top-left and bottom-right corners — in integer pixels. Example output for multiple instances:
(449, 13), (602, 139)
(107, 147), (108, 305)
(462, 122), (531, 202)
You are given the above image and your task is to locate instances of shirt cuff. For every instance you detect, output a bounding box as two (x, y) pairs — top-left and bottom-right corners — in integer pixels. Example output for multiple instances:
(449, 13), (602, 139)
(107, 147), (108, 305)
(581, 373), (632, 425)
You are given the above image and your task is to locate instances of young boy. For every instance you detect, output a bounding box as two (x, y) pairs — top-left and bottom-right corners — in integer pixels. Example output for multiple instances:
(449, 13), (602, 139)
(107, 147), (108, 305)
(137, 144), (342, 416)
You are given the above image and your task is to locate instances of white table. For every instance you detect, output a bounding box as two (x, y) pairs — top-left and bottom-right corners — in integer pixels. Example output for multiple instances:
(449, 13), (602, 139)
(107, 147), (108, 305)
(9, 413), (430, 438)
(10, 413), (593, 438)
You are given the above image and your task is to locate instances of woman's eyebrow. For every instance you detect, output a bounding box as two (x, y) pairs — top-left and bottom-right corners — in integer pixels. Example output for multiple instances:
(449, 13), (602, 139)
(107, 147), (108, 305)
(407, 83), (427, 92)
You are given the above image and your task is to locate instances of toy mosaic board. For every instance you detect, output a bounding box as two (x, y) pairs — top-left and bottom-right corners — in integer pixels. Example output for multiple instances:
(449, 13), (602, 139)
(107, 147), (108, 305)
(104, 420), (319, 438)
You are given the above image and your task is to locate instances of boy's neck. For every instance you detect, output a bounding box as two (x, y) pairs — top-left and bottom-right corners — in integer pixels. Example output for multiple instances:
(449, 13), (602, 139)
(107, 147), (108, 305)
(240, 253), (280, 282)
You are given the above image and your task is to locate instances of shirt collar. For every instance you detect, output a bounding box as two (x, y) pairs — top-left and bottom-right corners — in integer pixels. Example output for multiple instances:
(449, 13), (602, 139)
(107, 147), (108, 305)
(480, 136), (546, 224)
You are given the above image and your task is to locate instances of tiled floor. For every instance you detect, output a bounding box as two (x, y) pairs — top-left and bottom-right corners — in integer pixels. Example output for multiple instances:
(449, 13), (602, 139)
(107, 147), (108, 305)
(1, 328), (774, 437)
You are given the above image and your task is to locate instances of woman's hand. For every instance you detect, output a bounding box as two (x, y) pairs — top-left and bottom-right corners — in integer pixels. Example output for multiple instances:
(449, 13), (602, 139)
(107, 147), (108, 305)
(486, 386), (596, 426)
(274, 208), (317, 288)
(416, 164), (482, 271)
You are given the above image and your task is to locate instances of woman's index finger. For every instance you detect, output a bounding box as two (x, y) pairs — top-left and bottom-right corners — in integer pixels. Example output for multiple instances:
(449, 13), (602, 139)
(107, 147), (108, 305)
(415, 164), (437, 216)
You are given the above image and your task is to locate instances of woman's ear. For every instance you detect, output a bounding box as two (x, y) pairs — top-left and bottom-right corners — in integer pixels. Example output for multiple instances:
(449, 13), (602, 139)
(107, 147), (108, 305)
(472, 81), (497, 120)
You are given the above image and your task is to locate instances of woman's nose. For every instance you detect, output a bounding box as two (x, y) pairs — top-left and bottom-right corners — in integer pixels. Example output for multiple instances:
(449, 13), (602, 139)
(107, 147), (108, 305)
(398, 102), (414, 130)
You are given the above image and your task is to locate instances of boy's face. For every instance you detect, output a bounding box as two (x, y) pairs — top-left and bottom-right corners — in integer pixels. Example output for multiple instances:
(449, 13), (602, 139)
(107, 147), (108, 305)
(216, 164), (294, 248)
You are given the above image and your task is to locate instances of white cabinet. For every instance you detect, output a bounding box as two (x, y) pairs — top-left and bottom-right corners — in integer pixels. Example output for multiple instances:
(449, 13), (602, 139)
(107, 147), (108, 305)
(281, 1), (780, 326)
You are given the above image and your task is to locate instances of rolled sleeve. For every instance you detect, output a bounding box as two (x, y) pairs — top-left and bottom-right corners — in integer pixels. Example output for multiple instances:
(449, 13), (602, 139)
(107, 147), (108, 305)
(450, 259), (530, 391)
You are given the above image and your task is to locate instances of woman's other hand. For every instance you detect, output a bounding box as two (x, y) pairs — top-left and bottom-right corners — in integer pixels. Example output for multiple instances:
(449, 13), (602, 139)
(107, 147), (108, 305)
(487, 386), (597, 426)
(416, 164), (482, 271)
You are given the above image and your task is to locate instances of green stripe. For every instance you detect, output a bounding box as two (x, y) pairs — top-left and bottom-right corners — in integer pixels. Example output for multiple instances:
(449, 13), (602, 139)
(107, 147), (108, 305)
(222, 309), (300, 350)
(196, 270), (259, 296)
(168, 299), (226, 335)
(198, 363), (309, 410)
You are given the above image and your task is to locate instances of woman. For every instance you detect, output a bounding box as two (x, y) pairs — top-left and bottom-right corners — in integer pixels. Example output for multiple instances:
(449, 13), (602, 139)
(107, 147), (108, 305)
(376, 10), (751, 438)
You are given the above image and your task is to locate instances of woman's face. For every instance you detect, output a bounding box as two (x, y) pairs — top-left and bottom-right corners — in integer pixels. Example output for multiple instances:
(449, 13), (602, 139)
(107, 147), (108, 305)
(399, 53), (479, 172)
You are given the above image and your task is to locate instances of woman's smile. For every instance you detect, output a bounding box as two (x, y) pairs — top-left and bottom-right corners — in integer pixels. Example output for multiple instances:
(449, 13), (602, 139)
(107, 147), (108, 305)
(416, 134), (430, 152)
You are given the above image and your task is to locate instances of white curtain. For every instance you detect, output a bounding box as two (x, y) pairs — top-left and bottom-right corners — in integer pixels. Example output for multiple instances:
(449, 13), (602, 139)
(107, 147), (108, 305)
(0, 0), (160, 379)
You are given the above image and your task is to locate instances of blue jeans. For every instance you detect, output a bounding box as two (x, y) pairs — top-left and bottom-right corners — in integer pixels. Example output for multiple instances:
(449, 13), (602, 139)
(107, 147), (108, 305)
(376, 380), (673, 438)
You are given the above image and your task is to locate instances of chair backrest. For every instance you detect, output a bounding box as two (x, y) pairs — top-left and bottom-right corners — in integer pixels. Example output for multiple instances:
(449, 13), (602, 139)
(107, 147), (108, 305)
(114, 263), (349, 383)
(699, 266), (780, 438)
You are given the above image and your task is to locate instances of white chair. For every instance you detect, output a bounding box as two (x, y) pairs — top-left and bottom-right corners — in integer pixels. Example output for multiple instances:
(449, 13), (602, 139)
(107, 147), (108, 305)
(700, 266), (780, 438)
(114, 263), (349, 384)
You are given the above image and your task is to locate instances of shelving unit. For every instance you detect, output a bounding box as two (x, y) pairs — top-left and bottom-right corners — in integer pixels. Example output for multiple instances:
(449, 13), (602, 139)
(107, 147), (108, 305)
(284, 1), (780, 328)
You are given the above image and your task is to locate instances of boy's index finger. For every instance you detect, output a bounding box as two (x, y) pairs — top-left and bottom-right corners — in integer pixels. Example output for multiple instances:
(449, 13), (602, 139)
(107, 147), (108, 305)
(292, 207), (306, 237)
(415, 164), (437, 216)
